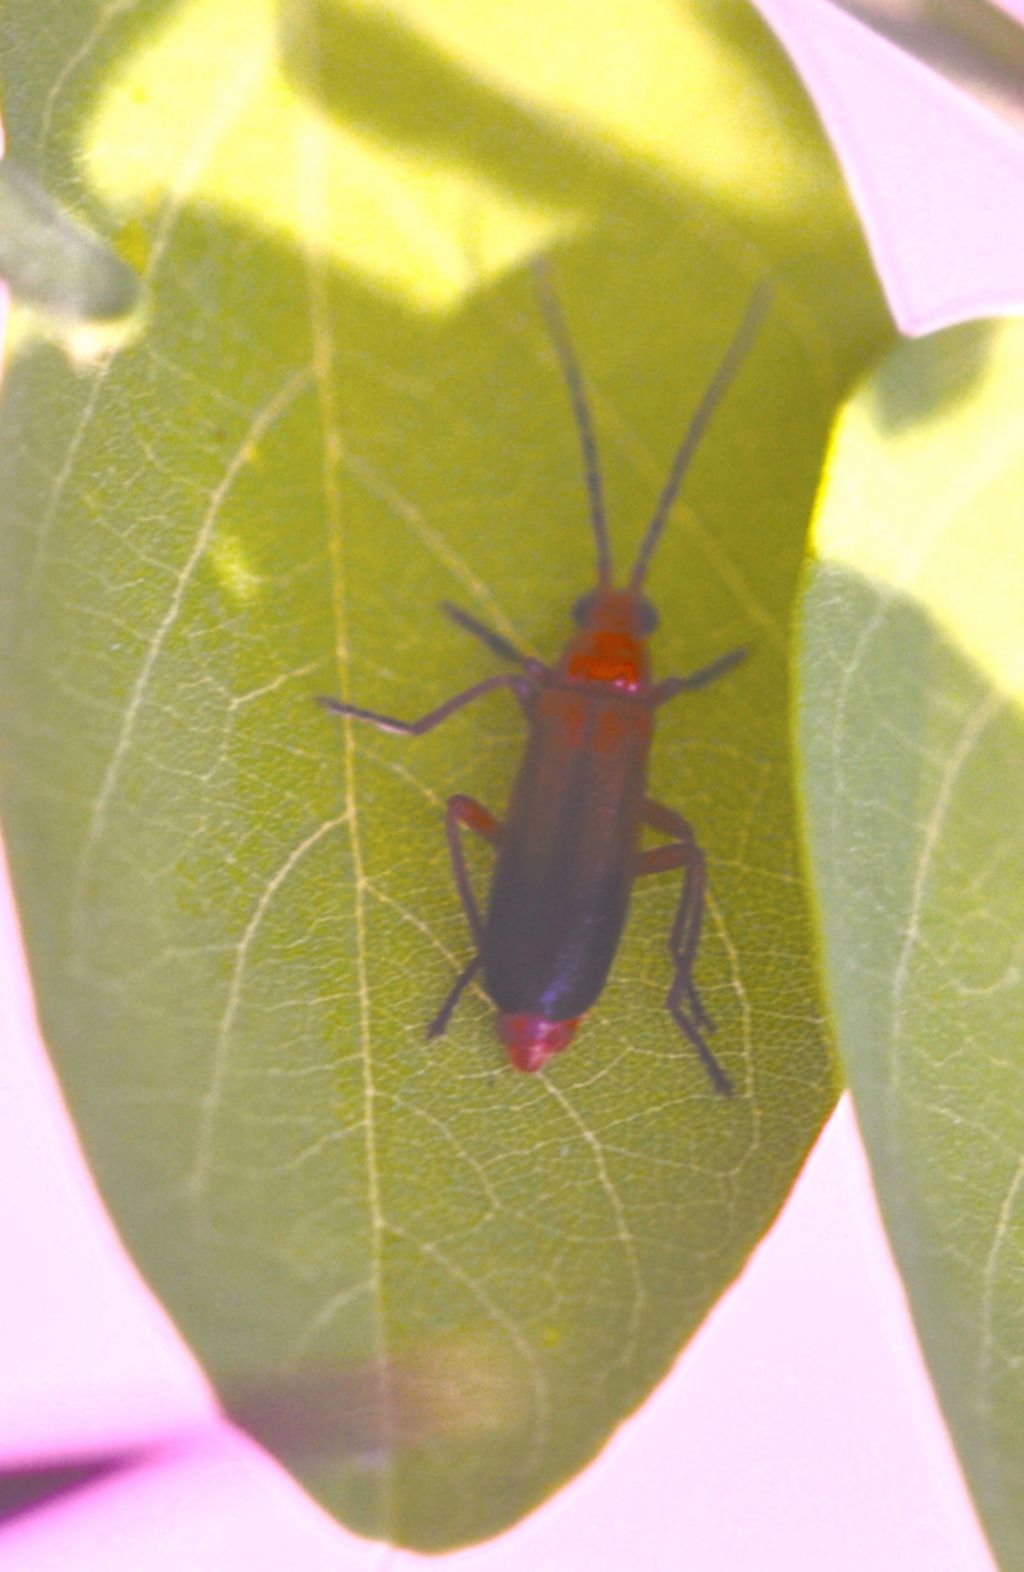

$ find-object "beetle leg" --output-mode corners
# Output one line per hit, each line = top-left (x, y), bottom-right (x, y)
(318, 671), (531, 735)
(441, 604), (548, 716)
(426, 955), (482, 1040)
(444, 794), (501, 948)
(441, 602), (541, 669)
(634, 835), (712, 1035)
(652, 646), (746, 705)
(425, 794), (503, 1040)
(636, 800), (734, 1096)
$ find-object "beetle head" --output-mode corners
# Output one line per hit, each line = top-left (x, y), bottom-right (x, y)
(571, 588), (657, 637)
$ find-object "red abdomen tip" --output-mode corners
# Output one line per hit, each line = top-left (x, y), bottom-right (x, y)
(498, 1014), (580, 1073)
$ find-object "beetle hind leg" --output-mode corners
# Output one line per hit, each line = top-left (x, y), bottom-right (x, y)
(666, 962), (734, 1099)
(426, 955), (482, 1039)
(425, 795), (502, 1041)
(636, 800), (734, 1097)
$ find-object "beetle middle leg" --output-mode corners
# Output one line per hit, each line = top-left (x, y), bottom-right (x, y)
(425, 793), (503, 1040)
(635, 799), (734, 1096)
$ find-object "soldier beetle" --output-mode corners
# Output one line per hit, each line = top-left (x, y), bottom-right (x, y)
(320, 267), (767, 1091)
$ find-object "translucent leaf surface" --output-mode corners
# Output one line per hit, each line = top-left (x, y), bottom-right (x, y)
(798, 320), (1024, 1571)
(0, 159), (139, 322)
(0, 0), (889, 1548)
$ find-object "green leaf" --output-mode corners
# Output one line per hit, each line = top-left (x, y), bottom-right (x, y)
(0, 0), (890, 1549)
(798, 319), (1024, 1571)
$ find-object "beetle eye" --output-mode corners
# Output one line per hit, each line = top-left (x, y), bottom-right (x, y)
(572, 591), (597, 627)
(635, 598), (658, 635)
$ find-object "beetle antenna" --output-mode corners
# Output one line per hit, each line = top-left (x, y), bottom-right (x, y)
(532, 258), (612, 590)
(628, 280), (772, 595)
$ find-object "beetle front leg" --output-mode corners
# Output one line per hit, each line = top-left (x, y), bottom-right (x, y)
(425, 794), (503, 1040)
(441, 602), (550, 679)
(318, 671), (531, 736)
(635, 800), (734, 1096)
(652, 647), (746, 705)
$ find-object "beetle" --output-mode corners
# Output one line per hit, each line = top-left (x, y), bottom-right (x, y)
(320, 266), (767, 1091)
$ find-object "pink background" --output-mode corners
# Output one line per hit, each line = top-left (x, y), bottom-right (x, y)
(3, 2), (1024, 1564)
